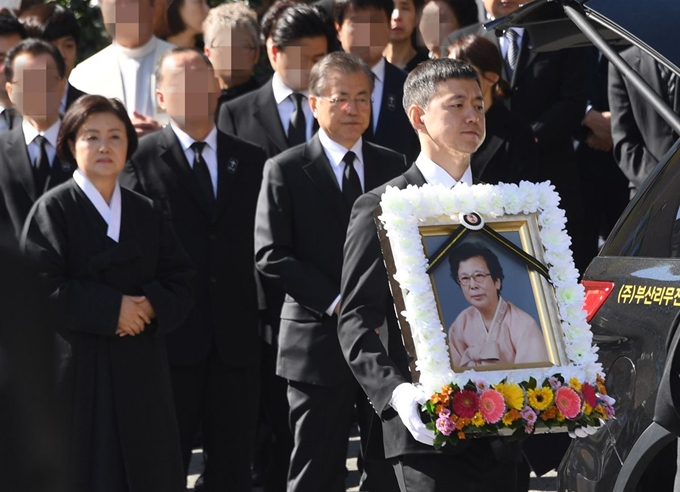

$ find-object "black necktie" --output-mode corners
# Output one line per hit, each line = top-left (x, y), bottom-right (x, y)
(33, 135), (50, 193)
(288, 93), (306, 146)
(342, 151), (362, 209)
(505, 29), (520, 82)
(190, 141), (214, 203)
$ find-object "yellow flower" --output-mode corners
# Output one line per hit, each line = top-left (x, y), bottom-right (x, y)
(495, 383), (525, 410)
(593, 405), (606, 417)
(556, 412), (565, 423)
(472, 412), (485, 427)
(583, 403), (593, 416)
(569, 378), (582, 391)
(527, 387), (554, 411)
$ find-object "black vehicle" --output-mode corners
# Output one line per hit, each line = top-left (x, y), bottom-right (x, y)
(487, 0), (680, 490)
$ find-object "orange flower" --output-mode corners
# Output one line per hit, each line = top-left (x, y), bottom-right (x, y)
(430, 392), (450, 407)
(539, 406), (558, 421)
(502, 409), (521, 426)
(596, 374), (608, 395)
(593, 405), (606, 417)
(457, 431), (466, 440)
(455, 419), (466, 431)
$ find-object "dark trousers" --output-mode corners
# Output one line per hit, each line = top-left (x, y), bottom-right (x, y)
(393, 441), (519, 492)
(286, 379), (357, 492)
(170, 344), (260, 492)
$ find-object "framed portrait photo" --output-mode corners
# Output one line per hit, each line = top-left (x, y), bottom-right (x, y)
(375, 182), (613, 442)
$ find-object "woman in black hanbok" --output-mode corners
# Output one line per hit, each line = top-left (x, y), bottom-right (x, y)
(21, 95), (195, 492)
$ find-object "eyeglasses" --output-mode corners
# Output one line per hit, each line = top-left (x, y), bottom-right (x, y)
(457, 272), (492, 286)
(317, 96), (373, 110)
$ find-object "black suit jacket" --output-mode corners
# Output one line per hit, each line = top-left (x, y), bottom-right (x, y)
(217, 79), (291, 158)
(64, 83), (87, 113)
(448, 24), (587, 221)
(609, 45), (679, 194)
(366, 60), (421, 164)
(0, 126), (73, 238)
(472, 102), (538, 184)
(255, 134), (406, 386)
(120, 124), (267, 367)
(338, 164), (521, 462)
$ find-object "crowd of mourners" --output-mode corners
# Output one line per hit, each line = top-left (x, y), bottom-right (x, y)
(0, 0), (676, 491)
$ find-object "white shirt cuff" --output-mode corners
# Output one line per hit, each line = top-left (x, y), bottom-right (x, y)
(326, 295), (341, 316)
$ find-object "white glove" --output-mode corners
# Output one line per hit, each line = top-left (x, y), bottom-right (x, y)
(568, 424), (601, 439)
(389, 383), (435, 446)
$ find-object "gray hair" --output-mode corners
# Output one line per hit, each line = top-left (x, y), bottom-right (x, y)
(403, 58), (479, 112)
(203, 2), (261, 50)
(309, 52), (374, 96)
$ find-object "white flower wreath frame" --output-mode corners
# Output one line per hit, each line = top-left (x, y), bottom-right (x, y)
(377, 181), (603, 396)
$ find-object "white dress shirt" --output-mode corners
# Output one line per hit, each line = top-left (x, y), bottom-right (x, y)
(414, 152), (473, 187)
(318, 128), (366, 315)
(171, 122), (219, 197)
(23, 118), (60, 167)
(114, 37), (158, 117)
(370, 57), (386, 133)
(271, 72), (314, 141)
(73, 168), (122, 242)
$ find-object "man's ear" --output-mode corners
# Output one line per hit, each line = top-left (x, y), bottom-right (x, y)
(408, 104), (426, 134)
(156, 89), (165, 110)
(309, 94), (318, 118)
(5, 81), (13, 104)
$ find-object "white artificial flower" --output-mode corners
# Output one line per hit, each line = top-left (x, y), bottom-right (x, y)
(497, 183), (522, 214)
(539, 208), (567, 229)
(519, 181), (540, 213)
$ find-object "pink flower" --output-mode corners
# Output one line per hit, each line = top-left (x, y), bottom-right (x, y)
(452, 390), (479, 418)
(548, 377), (562, 390)
(521, 406), (537, 424)
(479, 390), (505, 424)
(475, 380), (489, 392)
(581, 382), (597, 408)
(555, 387), (581, 419)
(524, 422), (535, 434)
(436, 416), (455, 436)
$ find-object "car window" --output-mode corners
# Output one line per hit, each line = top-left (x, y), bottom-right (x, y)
(602, 142), (680, 257)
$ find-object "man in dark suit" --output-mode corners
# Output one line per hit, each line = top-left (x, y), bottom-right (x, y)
(338, 58), (521, 492)
(218, 4), (331, 157)
(333, 0), (420, 163)
(0, 39), (72, 238)
(0, 14), (26, 133)
(445, 0), (588, 273)
(255, 52), (406, 492)
(609, 45), (679, 198)
(19, 3), (88, 114)
(120, 48), (266, 491)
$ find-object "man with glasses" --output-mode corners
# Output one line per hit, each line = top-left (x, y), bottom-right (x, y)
(255, 51), (405, 492)
(0, 39), (71, 238)
(202, 2), (262, 111)
(447, 241), (549, 368)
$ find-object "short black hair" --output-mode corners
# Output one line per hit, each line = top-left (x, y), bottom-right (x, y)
(403, 58), (479, 111)
(260, 0), (296, 43)
(154, 47), (214, 87)
(19, 3), (80, 44)
(438, 0), (478, 30)
(333, 0), (393, 25)
(270, 4), (333, 49)
(448, 241), (504, 293)
(57, 95), (138, 165)
(4, 38), (66, 84)
(0, 10), (27, 39)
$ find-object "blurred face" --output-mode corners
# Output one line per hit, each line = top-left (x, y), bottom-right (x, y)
(101, 0), (155, 48)
(483, 0), (521, 19)
(6, 52), (65, 122)
(157, 51), (220, 126)
(337, 6), (390, 67)
(0, 34), (23, 100)
(271, 36), (327, 91)
(413, 77), (485, 154)
(309, 69), (372, 148)
(390, 0), (418, 43)
(51, 36), (77, 79)
(179, 0), (210, 35)
(457, 256), (501, 313)
(204, 26), (259, 85)
(68, 112), (128, 181)
(419, 0), (458, 56)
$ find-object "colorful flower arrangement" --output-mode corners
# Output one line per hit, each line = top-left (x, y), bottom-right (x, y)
(425, 374), (615, 447)
(377, 181), (616, 439)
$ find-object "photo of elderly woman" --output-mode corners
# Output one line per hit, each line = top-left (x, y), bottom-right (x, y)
(446, 241), (550, 368)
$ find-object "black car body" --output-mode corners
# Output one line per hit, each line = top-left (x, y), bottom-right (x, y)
(487, 0), (680, 490)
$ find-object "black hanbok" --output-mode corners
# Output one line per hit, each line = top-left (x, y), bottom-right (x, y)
(21, 179), (195, 492)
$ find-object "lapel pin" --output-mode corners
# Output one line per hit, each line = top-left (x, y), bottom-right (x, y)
(387, 94), (396, 111)
(227, 158), (239, 174)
